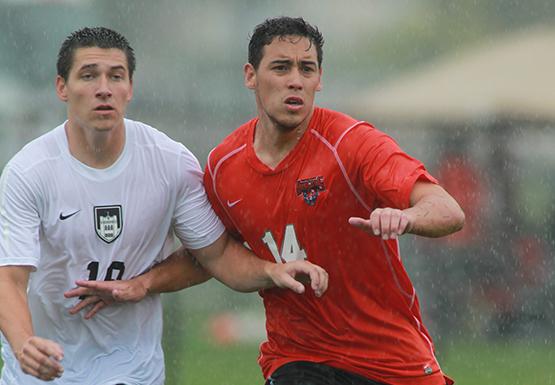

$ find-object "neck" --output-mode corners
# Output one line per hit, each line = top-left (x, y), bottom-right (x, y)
(65, 121), (125, 169)
(253, 114), (310, 170)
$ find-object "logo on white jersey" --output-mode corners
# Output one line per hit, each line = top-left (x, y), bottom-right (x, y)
(94, 205), (123, 243)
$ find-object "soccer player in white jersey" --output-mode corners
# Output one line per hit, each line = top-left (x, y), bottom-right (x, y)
(0, 27), (328, 385)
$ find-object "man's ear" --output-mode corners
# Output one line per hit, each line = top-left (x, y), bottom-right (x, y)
(244, 63), (256, 90)
(127, 78), (134, 102)
(316, 68), (323, 91)
(55, 75), (68, 102)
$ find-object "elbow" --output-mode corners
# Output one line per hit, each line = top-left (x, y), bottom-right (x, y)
(451, 207), (466, 233)
(433, 206), (465, 238)
(457, 212), (466, 232)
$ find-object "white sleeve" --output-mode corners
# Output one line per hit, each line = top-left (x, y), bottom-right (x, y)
(0, 163), (41, 267)
(173, 148), (225, 249)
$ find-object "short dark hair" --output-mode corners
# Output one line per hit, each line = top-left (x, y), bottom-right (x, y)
(248, 17), (324, 70)
(57, 27), (136, 81)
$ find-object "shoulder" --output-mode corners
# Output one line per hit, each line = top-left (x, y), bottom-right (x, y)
(124, 119), (204, 186)
(6, 124), (64, 176)
(0, 125), (64, 203)
(127, 119), (182, 151)
(309, 107), (378, 147)
(126, 119), (198, 161)
(206, 119), (253, 171)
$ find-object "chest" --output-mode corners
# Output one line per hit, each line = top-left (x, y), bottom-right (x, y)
(38, 166), (174, 249)
(216, 148), (366, 263)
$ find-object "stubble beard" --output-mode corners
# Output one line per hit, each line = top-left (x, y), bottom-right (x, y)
(268, 111), (309, 134)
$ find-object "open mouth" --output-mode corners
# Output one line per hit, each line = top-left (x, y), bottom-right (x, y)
(285, 96), (304, 106)
(94, 105), (114, 112)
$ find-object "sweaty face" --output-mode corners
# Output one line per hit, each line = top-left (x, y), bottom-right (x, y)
(56, 47), (133, 134)
(245, 35), (322, 132)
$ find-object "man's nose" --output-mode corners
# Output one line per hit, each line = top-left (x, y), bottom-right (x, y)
(95, 75), (112, 98)
(287, 69), (303, 90)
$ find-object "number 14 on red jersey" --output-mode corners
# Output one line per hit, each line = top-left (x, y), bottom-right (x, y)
(261, 224), (307, 263)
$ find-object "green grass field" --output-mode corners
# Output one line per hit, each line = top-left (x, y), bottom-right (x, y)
(2, 312), (553, 384)
(1, 334), (554, 384)
(164, 314), (555, 385)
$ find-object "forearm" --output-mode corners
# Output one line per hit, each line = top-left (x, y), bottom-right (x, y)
(0, 268), (34, 356)
(0, 267), (63, 380)
(212, 240), (274, 292)
(404, 189), (465, 238)
(192, 233), (274, 292)
(137, 247), (212, 295)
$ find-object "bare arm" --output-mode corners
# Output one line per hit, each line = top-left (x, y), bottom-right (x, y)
(349, 180), (465, 239)
(404, 181), (465, 237)
(64, 247), (211, 319)
(0, 266), (64, 381)
(189, 231), (328, 296)
(66, 232), (328, 319)
(133, 246), (212, 292)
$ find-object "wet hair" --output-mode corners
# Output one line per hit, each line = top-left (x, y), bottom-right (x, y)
(57, 27), (135, 81)
(248, 16), (324, 70)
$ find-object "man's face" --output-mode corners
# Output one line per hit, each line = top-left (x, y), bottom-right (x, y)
(244, 35), (322, 132)
(56, 46), (133, 134)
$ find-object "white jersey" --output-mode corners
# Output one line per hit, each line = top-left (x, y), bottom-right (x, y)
(0, 119), (225, 385)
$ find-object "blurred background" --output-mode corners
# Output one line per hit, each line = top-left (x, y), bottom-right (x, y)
(1, 0), (554, 384)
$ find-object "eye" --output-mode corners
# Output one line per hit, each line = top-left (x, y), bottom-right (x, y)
(272, 65), (288, 72)
(111, 74), (124, 81)
(81, 73), (94, 80)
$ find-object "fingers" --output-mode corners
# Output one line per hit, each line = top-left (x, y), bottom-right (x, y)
(281, 261), (328, 297)
(71, 279), (145, 302)
(84, 301), (107, 320)
(73, 279), (114, 292)
(68, 295), (103, 315)
(18, 337), (64, 381)
(63, 286), (90, 299)
(278, 272), (306, 294)
(63, 281), (114, 300)
(65, 279), (145, 318)
(305, 264), (328, 297)
(65, 280), (123, 302)
(349, 208), (410, 240)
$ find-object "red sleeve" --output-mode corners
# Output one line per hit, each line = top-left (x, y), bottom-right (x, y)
(342, 125), (437, 209)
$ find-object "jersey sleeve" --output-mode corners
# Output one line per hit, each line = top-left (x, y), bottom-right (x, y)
(172, 148), (225, 249)
(0, 163), (41, 268)
(344, 125), (438, 209)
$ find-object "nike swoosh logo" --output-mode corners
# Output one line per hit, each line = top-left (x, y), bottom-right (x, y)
(59, 210), (81, 220)
(226, 199), (242, 208)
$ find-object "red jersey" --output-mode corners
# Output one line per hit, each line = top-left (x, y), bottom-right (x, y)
(204, 107), (453, 385)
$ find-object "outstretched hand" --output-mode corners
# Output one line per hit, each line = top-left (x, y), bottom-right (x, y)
(349, 207), (411, 240)
(64, 279), (148, 319)
(16, 336), (64, 381)
(266, 260), (328, 297)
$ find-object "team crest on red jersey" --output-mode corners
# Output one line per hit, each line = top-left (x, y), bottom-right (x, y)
(296, 176), (326, 206)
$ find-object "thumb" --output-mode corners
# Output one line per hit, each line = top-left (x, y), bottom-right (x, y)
(348, 217), (367, 228)
(280, 274), (306, 294)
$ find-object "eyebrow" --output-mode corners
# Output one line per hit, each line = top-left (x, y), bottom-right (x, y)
(77, 64), (127, 72)
(269, 59), (318, 66)
(270, 59), (292, 65)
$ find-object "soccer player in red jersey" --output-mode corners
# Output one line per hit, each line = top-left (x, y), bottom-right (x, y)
(203, 17), (465, 385)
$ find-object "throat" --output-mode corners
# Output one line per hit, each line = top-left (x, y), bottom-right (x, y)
(253, 122), (305, 169)
(66, 123), (125, 169)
